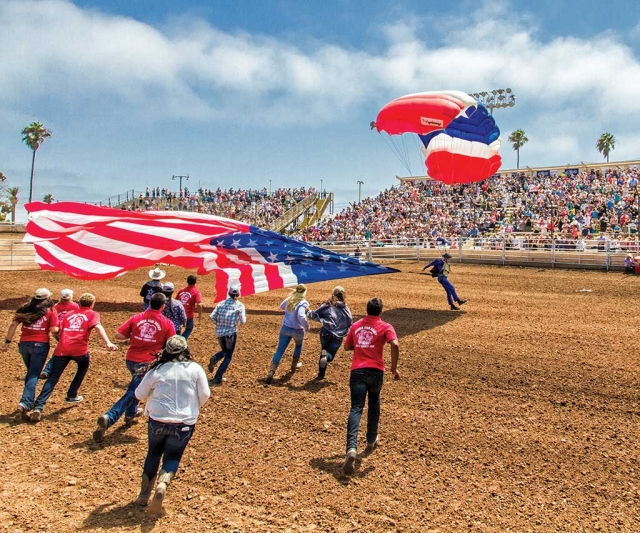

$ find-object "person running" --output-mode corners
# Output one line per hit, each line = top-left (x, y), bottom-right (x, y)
(422, 252), (468, 310)
(40, 288), (79, 379)
(342, 297), (400, 476)
(306, 286), (353, 380)
(208, 286), (246, 385)
(140, 268), (166, 309)
(92, 292), (175, 442)
(30, 293), (118, 421)
(265, 284), (310, 384)
(161, 282), (187, 336)
(176, 275), (203, 339)
(1, 288), (59, 420)
(134, 335), (210, 512)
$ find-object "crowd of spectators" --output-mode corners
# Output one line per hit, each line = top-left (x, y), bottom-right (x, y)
(123, 186), (316, 227)
(297, 166), (640, 247)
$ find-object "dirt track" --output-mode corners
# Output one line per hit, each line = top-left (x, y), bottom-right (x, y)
(0, 263), (639, 532)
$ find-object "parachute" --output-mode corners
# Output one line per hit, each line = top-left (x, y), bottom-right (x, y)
(372, 92), (502, 184)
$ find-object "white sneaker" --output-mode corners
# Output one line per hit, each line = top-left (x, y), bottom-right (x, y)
(319, 350), (328, 369)
(296, 361), (303, 369)
(343, 448), (357, 475)
(65, 395), (84, 404)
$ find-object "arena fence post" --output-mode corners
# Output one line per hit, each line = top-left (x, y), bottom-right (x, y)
(10, 241), (14, 266)
(605, 241), (610, 271)
(551, 238), (556, 268)
(367, 237), (372, 262)
(458, 237), (463, 262)
(502, 236), (506, 265)
(416, 240), (420, 261)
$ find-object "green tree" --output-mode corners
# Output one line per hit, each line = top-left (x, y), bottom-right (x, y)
(596, 132), (616, 163)
(508, 129), (529, 169)
(22, 121), (52, 203)
(43, 193), (54, 204)
(8, 186), (20, 224)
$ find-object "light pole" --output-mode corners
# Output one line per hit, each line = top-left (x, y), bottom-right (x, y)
(172, 174), (189, 195)
(469, 88), (516, 115)
(357, 180), (364, 203)
(320, 179), (323, 198)
(269, 179), (272, 196)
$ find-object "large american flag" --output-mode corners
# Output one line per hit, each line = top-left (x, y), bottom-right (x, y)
(24, 202), (398, 301)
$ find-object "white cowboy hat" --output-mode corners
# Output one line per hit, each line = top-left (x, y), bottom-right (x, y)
(149, 268), (166, 280)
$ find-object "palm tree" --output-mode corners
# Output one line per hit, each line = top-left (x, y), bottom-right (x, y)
(508, 129), (529, 169)
(43, 193), (54, 204)
(8, 186), (20, 224)
(596, 133), (616, 163)
(0, 171), (6, 183)
(21, 122), (52, 203)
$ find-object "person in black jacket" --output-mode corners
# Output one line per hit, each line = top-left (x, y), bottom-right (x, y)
(140, 268), (165, 309)
(306, 286), (353, 380)
(422, 253), (467, 310)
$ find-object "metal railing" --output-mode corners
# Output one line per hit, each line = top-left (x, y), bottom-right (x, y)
(0, 233), (633, 272)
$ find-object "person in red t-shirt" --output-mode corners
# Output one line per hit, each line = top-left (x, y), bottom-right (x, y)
(341, 297), (400, 475)
(93, 292), (175, 442)
(2, 288), (59, 420)
(176, 275), (203, 340)
(40, 288), (81, 379)
(30, 293), (118, 421)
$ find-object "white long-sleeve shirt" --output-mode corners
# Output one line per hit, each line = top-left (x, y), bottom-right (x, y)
(135, 360), (210, 425)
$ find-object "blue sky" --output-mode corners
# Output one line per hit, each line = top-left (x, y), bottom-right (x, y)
(2, 0), (640, 221)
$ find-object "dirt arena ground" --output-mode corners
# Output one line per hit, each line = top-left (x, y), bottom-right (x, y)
(0, 263), (639, 532)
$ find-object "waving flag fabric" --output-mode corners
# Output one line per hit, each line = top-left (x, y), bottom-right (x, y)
(24, 202), (398, 301)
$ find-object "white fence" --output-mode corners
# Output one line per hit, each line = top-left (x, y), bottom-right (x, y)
(0, 234), (632, 271)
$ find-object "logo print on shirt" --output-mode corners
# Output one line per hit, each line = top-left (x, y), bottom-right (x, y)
(67, 314), (86, 331)
(356, 328), (374, 346)
(139, 322), (159, 341)
(178, 293), (190, 304)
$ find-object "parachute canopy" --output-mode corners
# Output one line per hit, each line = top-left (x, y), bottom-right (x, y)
(372, 92), (502, 184)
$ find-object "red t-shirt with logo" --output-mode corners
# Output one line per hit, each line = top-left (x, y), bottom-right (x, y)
(54, 300), (80, 322)
(117, 309), (176, 363)
(176, 286), (203, 319)
(18, 309), (59, 343)
(53, 308), (100, 357)
(344, 315), (397, 372)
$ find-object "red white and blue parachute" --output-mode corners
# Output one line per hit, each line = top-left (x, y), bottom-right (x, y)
(372, 91), (502, 184)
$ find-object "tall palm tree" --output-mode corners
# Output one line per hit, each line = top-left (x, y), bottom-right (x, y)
(43, 193), (54, 204)
(0, 171), (6, 183)
(8, 186), (20, 224)
(508, 129), (529, 169)
(596, 132), (616, 163)
(21, 122), (52, 203)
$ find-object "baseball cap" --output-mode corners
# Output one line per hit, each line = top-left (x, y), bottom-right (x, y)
(165, 335), (188, 355)
(228, 285), (241, 297)
(34, 288), (52, 300)
(60, 289), (74, 300)
(162, 282), (175, 293)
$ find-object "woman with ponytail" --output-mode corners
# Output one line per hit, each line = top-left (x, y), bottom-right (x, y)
(265, 284), (310, 384)
(134, 335), (210, 513)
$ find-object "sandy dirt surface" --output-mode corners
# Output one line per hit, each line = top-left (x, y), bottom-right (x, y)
(0, 263), (639, 532)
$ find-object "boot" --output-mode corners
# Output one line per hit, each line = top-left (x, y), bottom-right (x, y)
(148, 469), (174, 514)
(290, 356), (300, 373)
(135, 474), (155, 507)
(265, 363), (278, 384)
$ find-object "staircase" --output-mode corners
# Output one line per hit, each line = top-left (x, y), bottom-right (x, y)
(269, 194), (318, 234)
(299, 193), (333, 230)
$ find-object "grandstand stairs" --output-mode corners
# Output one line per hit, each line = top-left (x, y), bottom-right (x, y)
(298, 193), (333, 231)
(269, 193), (329, 234)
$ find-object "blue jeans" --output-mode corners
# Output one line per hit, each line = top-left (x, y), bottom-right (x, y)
(438, 275), (460, 306)
(182, 318), (195, 340)
(33, 354), (90, 411)
(210, 333), (237, 383)
(271, 326), (305, 365)
(143, 419), (195, 478)
(346, 368), (384, 452)
(103, 360), (147, 427)
(18, 342), (50, 409)
(317, 330), (343, 378)
(42, 356), (54, 377)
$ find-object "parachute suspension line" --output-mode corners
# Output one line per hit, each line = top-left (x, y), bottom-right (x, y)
(379, 132), (412, 176)
(413, 135), (425, 175)
(400, 135), (413, 176)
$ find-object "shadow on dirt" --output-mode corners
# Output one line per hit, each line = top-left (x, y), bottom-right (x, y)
(247, 309), (286, 317)
(70, 425), (141, 452)
(284, 377), (333, 393)
(0, 296), (33, 310)
(310, 454), (375, 485)
(42, 405), (76, 422)
(381, 307), (461, 338)
(0, 411), (28, 427)
(93, 302), (145, 314)
(81, 501), (160, 532)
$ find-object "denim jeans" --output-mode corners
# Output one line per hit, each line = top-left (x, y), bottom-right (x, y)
(42, 356), (55, 377)
(271, 326), (305, 365)
(346, 368), (384, 452)
(18, 341), (50, 409)
(33, 354), (90, 412)
(143, 418), (195, 478)
(211, 333), (237, 383)
(317, 330), (343, 378)
(182, 318), (195, 340)
(104, 360), (147, 427)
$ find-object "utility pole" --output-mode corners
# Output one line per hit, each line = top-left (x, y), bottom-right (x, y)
(172, 174), (189, 195)
(357, 180), (364, 203)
